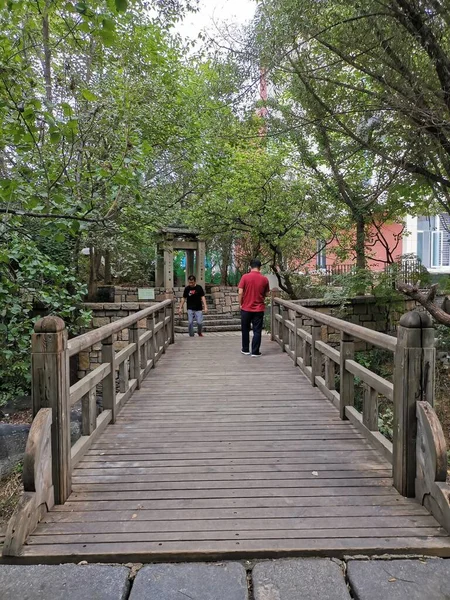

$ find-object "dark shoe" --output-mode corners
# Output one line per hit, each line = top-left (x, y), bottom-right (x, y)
(198, 333), (204, 337)
(241, 350), (250, 355)
(251, 352), (262, 357)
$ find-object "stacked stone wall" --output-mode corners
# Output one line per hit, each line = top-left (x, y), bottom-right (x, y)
(209, 286), (240, 314)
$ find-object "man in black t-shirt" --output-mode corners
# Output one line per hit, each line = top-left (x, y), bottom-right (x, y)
(178, 275), (208, 336)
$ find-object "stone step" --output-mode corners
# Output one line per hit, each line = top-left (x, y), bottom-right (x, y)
(177, 313), (239, 321)
(177, 318), (241, 327)
(174, 324), (242, 333)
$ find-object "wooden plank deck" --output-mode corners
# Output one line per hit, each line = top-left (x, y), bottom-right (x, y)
(19, 333), (450, 562)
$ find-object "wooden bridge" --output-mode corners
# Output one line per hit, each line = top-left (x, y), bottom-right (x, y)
(2, 297), (450, 562)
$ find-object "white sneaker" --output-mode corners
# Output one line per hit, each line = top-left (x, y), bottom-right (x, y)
(241, 350), (250, 355)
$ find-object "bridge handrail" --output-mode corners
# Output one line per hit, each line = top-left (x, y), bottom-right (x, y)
(275, 297), (397, 352)
(30, 297), (176, 505)
(68, 299), (173, 357)
(272, 294), (436, 499)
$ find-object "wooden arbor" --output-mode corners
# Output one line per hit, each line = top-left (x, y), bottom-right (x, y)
(155, 228), (206, 291)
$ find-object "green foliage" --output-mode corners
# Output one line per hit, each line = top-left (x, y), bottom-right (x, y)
(353, 349), (394, 441)
(435, 324), (450, 354)
(378, 406), (394, 442)
(0, 232), (90, 406)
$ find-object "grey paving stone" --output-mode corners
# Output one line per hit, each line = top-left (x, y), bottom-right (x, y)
(0, 564), (130, 600)
(252, 558), (351, 600)
(347, 559), (450, 600)
(129, 562), (248, 600)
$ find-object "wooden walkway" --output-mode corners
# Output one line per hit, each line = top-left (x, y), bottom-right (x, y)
(20, 334), (450, 562)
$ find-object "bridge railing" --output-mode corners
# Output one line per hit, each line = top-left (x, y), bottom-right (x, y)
(271, 295), (435, 495)
(272, 294), (450, 534)
(32, 298), (175, 504)
(3, 298), (176, 556)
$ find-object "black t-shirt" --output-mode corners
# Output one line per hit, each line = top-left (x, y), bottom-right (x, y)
(183, 284), (205, 311)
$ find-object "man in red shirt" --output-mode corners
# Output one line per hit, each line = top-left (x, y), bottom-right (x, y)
(238, 259), (270, 357)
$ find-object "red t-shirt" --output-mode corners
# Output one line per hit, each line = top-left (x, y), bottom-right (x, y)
(238, 271), (270, 312)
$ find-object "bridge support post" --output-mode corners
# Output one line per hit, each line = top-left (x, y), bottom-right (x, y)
(32, 316), (71, 504)
(339, 331), (355, 420)
(293, 314), (303, 366)
(393, 311), (435, 497)
(170, 298), (176, 344)
(310, 320), (321, 386)
(281, 306), (289, 351)
(270, 289), (280, 342)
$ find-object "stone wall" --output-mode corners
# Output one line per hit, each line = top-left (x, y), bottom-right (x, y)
(109, 285), (241, 314)
(209, 286), (240, 314)
(113, 287), (140, 303)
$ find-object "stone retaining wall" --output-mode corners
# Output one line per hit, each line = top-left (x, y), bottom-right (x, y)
(111, 286), (240, 314)
(209, 286), (240, 314)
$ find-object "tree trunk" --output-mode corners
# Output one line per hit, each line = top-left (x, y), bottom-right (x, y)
(88, 247), (98, 301)
(42, 6), (52, 103)
(355, 213), (366, 270)
(220, 239), (232, 285)
(104, 249), (112, 285)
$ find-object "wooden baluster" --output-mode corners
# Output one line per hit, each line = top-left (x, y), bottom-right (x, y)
(310, 320), (322, 386)
(163, 304), (168, 352)
(101, 334), (116, 422)
(362, 384), (378, 431)
(140, 318), (147, 370)
(119, 359), (129, 394)
(170, 298), (176, 344)
(270, 289), (280, 342)
(81, 388), (97, 436)
(293, 314), (303, 368)
(129, 322), (140, 388)
(324, 357), (335, 392)
(150, 312), (157, 366)
(303, 317), (311, 371)
(281, 306), (289, 352)
(32, 316), (71, 504)
(339, 331), (355, 420)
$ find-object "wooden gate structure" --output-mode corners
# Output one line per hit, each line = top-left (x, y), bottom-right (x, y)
(1, 295), (450, 562)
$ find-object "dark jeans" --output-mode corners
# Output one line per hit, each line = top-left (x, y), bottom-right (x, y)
(241, 310), (264, 354)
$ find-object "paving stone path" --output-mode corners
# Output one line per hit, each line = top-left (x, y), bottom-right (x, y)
(1, 558), (450, 599)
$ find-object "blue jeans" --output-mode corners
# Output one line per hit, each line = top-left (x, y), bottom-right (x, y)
(187, 309), (203, 336)
(241, 310), (264, 354)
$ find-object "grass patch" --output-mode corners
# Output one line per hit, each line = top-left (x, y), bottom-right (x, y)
(0, 464), (23, 532)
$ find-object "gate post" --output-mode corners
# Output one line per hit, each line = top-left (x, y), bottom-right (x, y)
(32, 316), (71, 504)
(393, 311), (435, 497)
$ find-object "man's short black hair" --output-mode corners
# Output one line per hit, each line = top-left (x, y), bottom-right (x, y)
(188, 275), (196, 281)
(250, 259), (262, 269)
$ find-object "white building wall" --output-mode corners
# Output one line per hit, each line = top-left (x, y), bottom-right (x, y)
(403, 215), (418, 256)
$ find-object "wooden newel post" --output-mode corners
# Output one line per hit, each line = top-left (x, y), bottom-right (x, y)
(270, 288), (280, 342)
(393, 311), (435, 497)
(31, 316), (71, 504)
